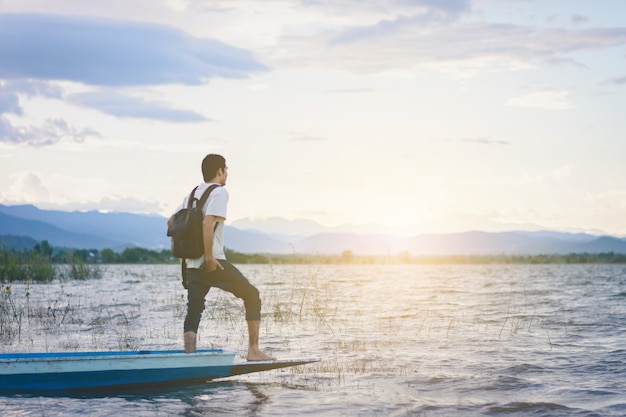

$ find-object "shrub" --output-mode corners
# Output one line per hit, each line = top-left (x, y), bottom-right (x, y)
(0, 245), (56, 282)
(62, 251), (103, 280)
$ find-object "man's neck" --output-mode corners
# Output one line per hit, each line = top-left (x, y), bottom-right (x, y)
(206, 178), (223, 186)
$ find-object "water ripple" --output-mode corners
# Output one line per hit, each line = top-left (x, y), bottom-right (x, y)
(2, 264), (626, 416)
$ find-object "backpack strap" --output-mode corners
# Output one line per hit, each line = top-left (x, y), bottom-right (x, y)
(181, 184), (221, 288)
(186, 185), (200, 209)
(196, 184), (220, 212)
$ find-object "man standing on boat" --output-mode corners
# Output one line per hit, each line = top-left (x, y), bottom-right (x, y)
(168, 154), (275, 361)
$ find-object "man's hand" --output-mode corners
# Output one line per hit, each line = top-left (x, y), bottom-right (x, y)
(204, 257), (224, 272)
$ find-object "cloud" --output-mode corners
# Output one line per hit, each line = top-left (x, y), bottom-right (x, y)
(68, 91), (210, 122)
(1, 79), (207, 124)
(550, 165), (574, 182)
(602, 76), (626, 86)
(0, 79), (63, 116)
(7, 172), (51, 202)
(2, 79), (63, 98)
(336, 21), (626, 59)
(463, 137), (510, 145)
(571, 14), (589, 25)
(0, 13), (266, 87)
(299, 0), (470, 16)
(331, 1), (471, 45)
(0, 93), (21, 115)
(0, 79), (99, 145)
(1, 172), (162, 213)
(0, 117), (99, 146)
(81, 196), (163, 214)
(505, 91), (576, 110)
(281, 130), (325, 142)
(403, 0), (470, 15)
(274, 8), (626, 75)
(41, 197), (163, 214)
(325, 88), (374, 93)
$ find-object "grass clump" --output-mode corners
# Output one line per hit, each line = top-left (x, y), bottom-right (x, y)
(59, 251), (103, 280)
(1, 244), (103, 283)
(1, 244), (56, 282)
(0, 285), (23, 342)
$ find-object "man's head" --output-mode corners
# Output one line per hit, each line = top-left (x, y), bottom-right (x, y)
(202, 154), (228, 185)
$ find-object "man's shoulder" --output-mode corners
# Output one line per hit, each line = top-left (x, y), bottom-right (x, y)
(197, 182), (227, 196)
(197, 183), (228, 205)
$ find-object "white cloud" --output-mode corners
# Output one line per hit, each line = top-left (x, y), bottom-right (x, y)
(1, 2), (625, 235)
(4, 172), (51, 202)
(0, 80), (59, 116)
(297, 0), (471, 17)
(68, 197), (163, 214)
(271, 10), (626, 75)
(602, 75), (626, 85)
(550, 165), (575, 182)
(505, 90), (576, 110)
(571, 14), (589, 25)
(0, 117), (99, 146)
(22, 197), (164, 214)
(67, 91), (210, 122)
(0, 13), (266, 86)
(462, 136), (510, 145)
(282, 130), (326, 142)
(0, 13), (261, 138)
(1, 171), (163, 213)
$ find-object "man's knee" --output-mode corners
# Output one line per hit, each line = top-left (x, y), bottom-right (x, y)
(243, 287), (262, 321)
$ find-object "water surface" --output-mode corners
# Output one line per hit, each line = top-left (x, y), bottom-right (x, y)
(1, 264), (625, 416)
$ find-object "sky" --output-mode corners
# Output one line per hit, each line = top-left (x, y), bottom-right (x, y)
(1, 0), (625, 236)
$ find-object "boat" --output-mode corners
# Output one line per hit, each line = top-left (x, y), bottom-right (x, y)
(0, 349), (319, 393)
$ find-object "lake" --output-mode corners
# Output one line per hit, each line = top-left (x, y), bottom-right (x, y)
(1, 264), (625, 416)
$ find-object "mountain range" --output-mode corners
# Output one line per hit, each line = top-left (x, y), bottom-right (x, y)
(2, 204), (626, 255)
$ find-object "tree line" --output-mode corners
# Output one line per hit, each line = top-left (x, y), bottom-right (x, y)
(4, 240), (626, 266)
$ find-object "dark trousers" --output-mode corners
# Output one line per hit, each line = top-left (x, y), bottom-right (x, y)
(183, 260), (261, 333)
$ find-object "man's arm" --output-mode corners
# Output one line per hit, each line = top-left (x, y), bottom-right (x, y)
(202, 214), (224, 271)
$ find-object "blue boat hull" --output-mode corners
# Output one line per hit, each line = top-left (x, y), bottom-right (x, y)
(0, 349), (319, 393)
(3, 364), (233, 392)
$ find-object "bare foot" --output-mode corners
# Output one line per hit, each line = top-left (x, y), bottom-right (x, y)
(247, 347), (276, 362)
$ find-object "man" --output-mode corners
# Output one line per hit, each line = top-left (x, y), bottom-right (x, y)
(168, 154), (275, 361)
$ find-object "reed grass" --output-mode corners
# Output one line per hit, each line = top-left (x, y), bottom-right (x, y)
(59, 253), (103, 280)
(1, 263), (556, 387)
(0, 285), (23, 343)
(1, 245), (103, 283)
(1, 263), (378, 382)
(0, 246), (56, 282)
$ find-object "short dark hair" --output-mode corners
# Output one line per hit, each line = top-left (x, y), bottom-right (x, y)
(202, 154), (226, 182)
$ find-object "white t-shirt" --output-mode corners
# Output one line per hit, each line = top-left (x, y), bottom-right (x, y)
(175, 182), (228, 267)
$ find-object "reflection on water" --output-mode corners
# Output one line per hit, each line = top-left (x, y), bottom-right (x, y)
(2, 264), (626, 416)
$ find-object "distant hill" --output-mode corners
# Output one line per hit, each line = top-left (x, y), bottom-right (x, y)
(2, 204), (626, 255)
(0, 211), (120, 249)
(0, 204), (168, 250)
(293, 231), (626, 255)
(0, 204), (290, 253)
(0, 234), (39, 251)
(230, 217), (328, 237)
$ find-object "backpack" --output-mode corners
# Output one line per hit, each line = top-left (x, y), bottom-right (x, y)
(167, 184), (220, 288)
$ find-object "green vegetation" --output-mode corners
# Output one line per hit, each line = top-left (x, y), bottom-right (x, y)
(1, 242), (102, 282)
(233, 250), (626, 265)
(2, 238), (626, 283)
(1, 244), (56, 282)
(383, 252), (626, 265)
